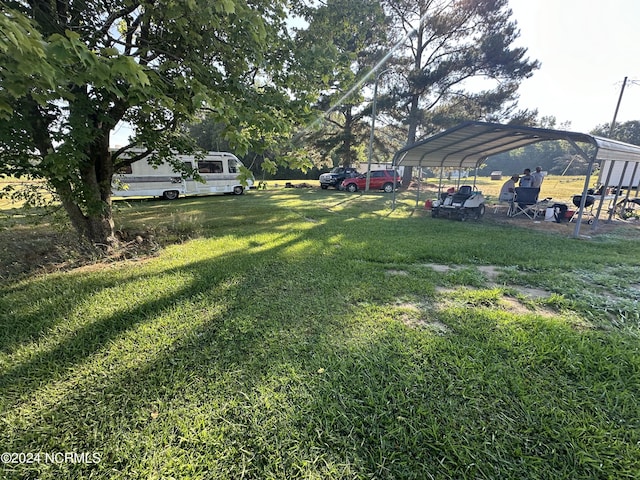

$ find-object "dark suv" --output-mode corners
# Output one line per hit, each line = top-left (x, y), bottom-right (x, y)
(339, 170), (401, 193)
(319, 166), (359, 189)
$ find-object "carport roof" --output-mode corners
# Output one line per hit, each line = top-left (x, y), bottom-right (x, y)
(393, 121), (640, 169)
(391, 121), (640, 238)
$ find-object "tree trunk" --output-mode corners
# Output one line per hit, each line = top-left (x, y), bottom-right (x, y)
(63, 200), (115, 247)
(52, 177), (117, 249)
(25, 97), (118, 249)
(402, 95), (421, 186)
(402, 18), (426, 187)
(85, 209), (116, 248)
(80, 129), (117, 248)
(341, 110), (354, 167)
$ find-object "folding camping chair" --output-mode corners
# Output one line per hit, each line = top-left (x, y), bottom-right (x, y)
(509, 187), (542, 219)
(494, 191), (515, 214)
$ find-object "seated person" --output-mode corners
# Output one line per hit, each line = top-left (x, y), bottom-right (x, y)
(499, 174), (519, 201)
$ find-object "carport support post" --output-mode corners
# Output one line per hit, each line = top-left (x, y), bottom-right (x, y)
(366, 68), (391, 192)
(414, 162), (423, 208)
(567, 138), (597, 238)
(391, 152), (404, 210)
(629, 162), (640, 199)
(593, 159), (616, 226)
(392, 173), (396, 209)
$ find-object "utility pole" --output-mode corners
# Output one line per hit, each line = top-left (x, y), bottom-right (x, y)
(609, 76), (628, 137)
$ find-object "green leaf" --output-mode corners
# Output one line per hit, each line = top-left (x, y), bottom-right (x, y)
(100, 47), (120, 57)
(216, 0), (236, 14)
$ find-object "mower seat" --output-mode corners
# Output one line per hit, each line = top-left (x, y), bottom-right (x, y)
(450, 185), (473, 205)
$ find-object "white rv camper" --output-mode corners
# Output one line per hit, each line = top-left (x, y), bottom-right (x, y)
(112, 152), (253, 200)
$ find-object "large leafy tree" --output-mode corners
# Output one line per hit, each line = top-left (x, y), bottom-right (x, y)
(382, 0), (539, 183)
(0, 0), (303, 247)
(295, 0), (389, 168)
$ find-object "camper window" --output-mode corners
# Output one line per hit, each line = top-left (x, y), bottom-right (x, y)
(198, 161), (223, 174)
(228, 159), (238, 173)
(116, 164), (133, 174)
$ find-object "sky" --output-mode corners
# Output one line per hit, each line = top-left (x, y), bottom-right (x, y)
(111, 0), (640, 146)
(507, 0), (640, 133)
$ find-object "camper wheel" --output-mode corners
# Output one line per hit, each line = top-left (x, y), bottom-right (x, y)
(163, 190), (179, 200)
(233, 186), (244, 195)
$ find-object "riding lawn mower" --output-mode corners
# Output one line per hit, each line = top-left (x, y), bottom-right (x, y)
(431, 185), (486, 221)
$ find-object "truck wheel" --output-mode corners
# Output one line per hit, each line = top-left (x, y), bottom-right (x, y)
(233, 186), (244, 195)
(383, 182), (394, 193)
(321, 185), (328, 189)
(346, 183), (358, 192)
(163, 190), (179, 200)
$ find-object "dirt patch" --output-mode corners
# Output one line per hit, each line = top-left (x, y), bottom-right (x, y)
(422, 263), (452, 273)
(515, 286), (552, 299)
(500, 296), (533, 315)
(485, 208), (640, 237)
(500, 296), (557, 317)
(426, 263), (503, 282)
(0, 224), (159, 284)
(392, 302), (451, 333)
(435, 286), (456, 294)
(386, 269), (409, 276)
(426, 263), (553, 299)
(424, 264), (559, 320)
(406, 318), (451, 334)
(431, 287), (559, 320)
(425, 263), (500, 282)
(477, 265), (501, 283)
(0, 225), (87, 282)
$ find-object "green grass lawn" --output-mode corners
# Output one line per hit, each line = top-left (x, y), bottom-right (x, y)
(1, 187), (639, 479)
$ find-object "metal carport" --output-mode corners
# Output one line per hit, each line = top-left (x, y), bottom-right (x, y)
(391, 121), (640, 238)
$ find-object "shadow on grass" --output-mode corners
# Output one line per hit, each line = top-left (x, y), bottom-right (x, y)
(3, 267), (639, 479)
(1, 195), (638, 376)
(2, 190), (640, 479)
(0, 227), (317, 393)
